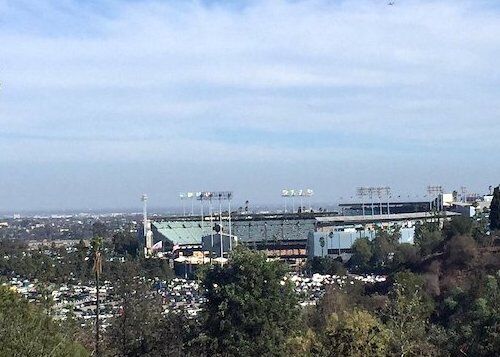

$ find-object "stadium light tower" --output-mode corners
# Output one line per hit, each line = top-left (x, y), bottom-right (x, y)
(368, 187), (376, 215)
(196, 191), (233, 261)
(427, 185), (443, 212)
(376, 187), (383, 214)
(141, 194), (148, 238)
(305, 189), (314, 211)
(383, 186), (391, 214)
(180, 192), (196, 216)
(460, 186), (467, 203)
(179, 192), (186, 216)
(281, 188), (314, 214)
(281, 189), (290, 213)
(141, 194), (153, 257)
(356, 187), (367, 216)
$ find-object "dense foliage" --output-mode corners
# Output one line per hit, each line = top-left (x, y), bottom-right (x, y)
(0, 286), (88, 356)
(0, 232), (172, 284)
(201, 248), (299, 356)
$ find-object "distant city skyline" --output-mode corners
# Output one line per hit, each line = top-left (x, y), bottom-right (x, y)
(1, 0), (499, 211)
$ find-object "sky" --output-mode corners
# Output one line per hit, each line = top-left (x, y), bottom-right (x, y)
(1, 0), (499, 212)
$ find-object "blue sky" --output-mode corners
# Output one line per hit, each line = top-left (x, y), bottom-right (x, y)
(1, 0), (499, 212)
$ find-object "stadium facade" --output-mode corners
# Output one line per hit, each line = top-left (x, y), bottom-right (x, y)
(148, 210), (460, 268)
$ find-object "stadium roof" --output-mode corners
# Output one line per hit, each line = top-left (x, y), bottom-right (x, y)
(316, 211), (460, 226)
(152, 221), (211, 245)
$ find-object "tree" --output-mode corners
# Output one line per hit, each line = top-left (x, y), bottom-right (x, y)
(348, 237), (372, 272)
(104, 276), (194, 357)
(307, 283), (366, 333)
(321, 309), (389, 357)
(443, 216), (473, 241)
(384, 272), (439, 356)
(112, 231), (139, 258)
(307, 256), (346, 275)
(371, 228), (399, 269)
(490, 186), (500, 231)
(92, 221), (108, 239)
(139, 257), (174, 280)
(444, 234), (478, 268)
(415, 221), (443, 256)
(392, 243), (420, 270)
(456, 274), (500, 356)
(201, 247), (299, 356)
(0, 286), (88, 356)
(285, 329), (320, 357)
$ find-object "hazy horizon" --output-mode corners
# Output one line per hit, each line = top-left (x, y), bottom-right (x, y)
(1, 0), (499, 212)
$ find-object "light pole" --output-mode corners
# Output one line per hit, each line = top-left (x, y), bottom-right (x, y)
(179, 192), (186, 216)
(196, 191), (233, 262)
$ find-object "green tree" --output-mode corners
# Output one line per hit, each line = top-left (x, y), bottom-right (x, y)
(104, 276), (194, 357)
(0, 286), (88, 356)
(415, 221), (443, 256)
(321, 309), (389, 357)
(92, 221), (108, 239)
(443, 216), (473, 240)
(307, 256), (346, 275)
(201, 247), (299, 356)
(392, 243), (420, 270)
(348, 237), (372, 272)
(371, 228), (399, 269)
(384, 272), (439, 356)
(490, 186), (500, 231)
(285, 329), (321, 357)
(444, 274), (500, 356)
(112, 231), (139, 258)
(444, 234), (478, 268)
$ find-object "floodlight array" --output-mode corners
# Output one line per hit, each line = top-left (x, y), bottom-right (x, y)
(426, 185), (443, 197)
(427, 185), (444, 212)
(179, 192), (196, 199)
(357, 186), (391, 199)
(196, 191), (233, 201)
(281, 189), (314, 197)
(356, 186), (392, 216)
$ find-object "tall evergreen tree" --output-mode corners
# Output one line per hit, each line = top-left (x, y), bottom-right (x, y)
(490, 186), (500, 231)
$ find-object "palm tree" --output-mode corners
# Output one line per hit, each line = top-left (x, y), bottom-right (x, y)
(92, 236), (103, 357)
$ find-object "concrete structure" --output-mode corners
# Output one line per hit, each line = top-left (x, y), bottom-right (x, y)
(152, 214), (316, 264)
(451, 203), (476, 217)
(315, 211), (459, 231)
(339, 201), (431, 215)
(201, 233), (238, 258)
(308, 227), (416, 260)
(441, 193), (454, 207)
(149, 210), (461, 271)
